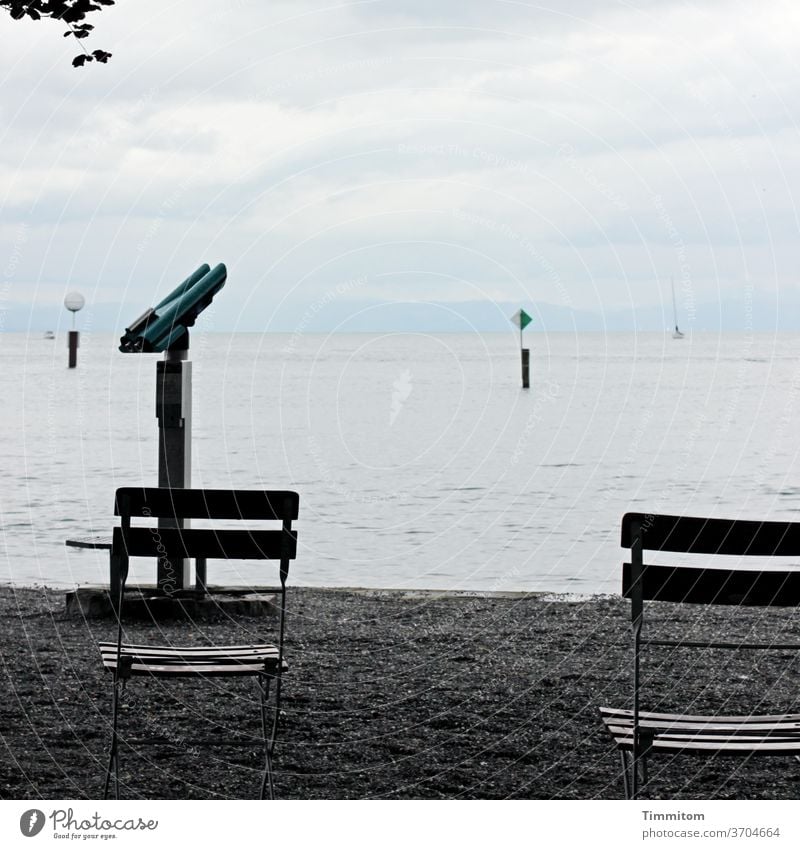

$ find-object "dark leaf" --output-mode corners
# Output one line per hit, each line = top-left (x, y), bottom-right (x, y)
(61, 8), (86, 23)
(2, 0), (117, 66)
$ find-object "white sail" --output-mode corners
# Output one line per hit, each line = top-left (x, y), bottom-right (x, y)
(671, 276), (684, 339)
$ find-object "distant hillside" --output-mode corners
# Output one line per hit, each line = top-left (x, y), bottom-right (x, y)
(2, 293), (797, 333)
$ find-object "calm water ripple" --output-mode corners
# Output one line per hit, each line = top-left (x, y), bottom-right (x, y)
(1, 331), (799, 592)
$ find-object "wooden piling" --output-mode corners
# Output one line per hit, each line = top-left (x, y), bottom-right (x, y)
(68, 331), (79, 368)
(521, 347), (530, 389)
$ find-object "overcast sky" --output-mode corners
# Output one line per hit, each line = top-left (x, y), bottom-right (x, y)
(1, 0), (798, 331)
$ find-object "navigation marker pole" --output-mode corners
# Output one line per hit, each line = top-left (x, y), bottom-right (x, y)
(509, 308), (532, 388)
(64, 292), (85, 368)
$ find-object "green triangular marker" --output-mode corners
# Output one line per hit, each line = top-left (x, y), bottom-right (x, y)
(510, 309), (532, 331)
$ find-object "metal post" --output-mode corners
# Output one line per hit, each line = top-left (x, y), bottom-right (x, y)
(68, 331), (79, 369)
(521, 348), (530, 389)
(155, 334), (191, 593)
(64, 293), (84, 367)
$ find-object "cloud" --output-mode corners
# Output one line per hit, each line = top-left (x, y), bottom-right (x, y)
(2, 0), (799, 329)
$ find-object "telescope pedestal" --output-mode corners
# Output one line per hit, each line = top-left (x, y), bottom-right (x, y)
(155, 346), (192, 593)
(118, 263), (227, 595)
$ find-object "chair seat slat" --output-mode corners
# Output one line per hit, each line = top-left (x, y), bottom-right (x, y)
(99, 642), (285, 674)
(102, 660), (284, 677)
(602, 719), (800, 734)
(607, 737), (800, 754)
(99, 641), (279, 658)
(641, 638), (800, 650)
(616, 727), (800, 738)
(601, 708), (800, 757)
(602, 719), (800, 736)
(600, 707), (800, 724)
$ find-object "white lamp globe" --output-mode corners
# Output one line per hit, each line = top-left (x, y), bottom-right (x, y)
(64, 292), (85, 312)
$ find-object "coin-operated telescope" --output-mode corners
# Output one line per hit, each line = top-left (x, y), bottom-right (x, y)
(119, 263), (227, 594)
(119, 263), (226, 353)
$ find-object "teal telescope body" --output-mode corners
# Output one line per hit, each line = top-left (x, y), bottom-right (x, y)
(119, 263), (227, 353)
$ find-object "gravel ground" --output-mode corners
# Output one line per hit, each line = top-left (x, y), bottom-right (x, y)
(1, 584), (799, 800)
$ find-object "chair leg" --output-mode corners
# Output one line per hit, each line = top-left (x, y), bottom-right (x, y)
(626, 752), (648, 801)
(269, 676), (283, 754)
(632, 729), (653, 799)
(104, 678), (122, 799)
(110, 554), (123, 615)
(262, 749), (275, 801)
(620, 751), (632, 799)
(619, 750), (648, 800)
(258, 676), (274, 800)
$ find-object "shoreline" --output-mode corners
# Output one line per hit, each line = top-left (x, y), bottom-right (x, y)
(0, 581), (616, 602)
(1, 584), (797, 800)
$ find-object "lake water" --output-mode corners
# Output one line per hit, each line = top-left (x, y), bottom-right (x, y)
(2, 330), (799, 593)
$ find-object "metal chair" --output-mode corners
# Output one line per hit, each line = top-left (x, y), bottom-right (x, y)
(600, 512), (800, 799)
(99, 487), (299, 799)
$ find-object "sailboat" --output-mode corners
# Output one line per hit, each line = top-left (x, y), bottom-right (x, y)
(671, 276), (684, 339)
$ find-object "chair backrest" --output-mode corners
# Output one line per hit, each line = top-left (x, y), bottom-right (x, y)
(113, 488), (298, 572)
(621, 513), (800, 610)
(115, 488), (299, 522)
